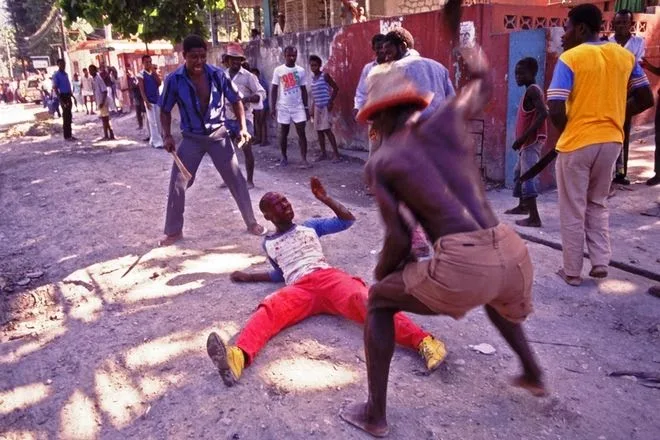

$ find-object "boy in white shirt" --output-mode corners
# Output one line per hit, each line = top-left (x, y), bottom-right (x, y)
(271, 46), (311, 168)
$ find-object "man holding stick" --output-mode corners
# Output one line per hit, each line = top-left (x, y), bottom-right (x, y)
(158, 35), (266, 246)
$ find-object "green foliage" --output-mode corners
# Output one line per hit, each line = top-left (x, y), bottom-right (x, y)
(6, 0), (56, 36)
(60, 0), (210, 43)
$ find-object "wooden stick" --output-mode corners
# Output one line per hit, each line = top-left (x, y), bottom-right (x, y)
(170, 151), (192, 181)
(529, 339), (588, 349)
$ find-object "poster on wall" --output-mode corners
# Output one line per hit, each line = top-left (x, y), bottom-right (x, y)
(380, 17), (403, 35)
(459, 21), (476, 48)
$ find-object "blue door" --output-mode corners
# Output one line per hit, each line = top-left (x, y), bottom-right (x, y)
(505, 30), (547, 188)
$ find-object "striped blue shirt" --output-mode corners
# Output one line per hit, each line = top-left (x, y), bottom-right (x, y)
(311, 73), (331, 109)
(159, 64), (241, 135)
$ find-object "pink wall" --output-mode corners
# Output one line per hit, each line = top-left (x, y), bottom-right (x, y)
(234, 3), (660, 183)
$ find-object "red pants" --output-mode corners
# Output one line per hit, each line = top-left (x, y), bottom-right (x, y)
(236, 268), (430, 364)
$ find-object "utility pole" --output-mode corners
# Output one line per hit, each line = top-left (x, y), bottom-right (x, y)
(3, 30), (11, 78)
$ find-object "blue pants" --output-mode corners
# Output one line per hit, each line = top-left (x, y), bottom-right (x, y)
(513, 141), (543, 199)
(164, 130), (257, 235)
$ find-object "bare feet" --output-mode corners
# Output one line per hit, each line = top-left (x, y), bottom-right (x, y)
(588, 265), (608, 278)
(331, 155), (343, 163)
(515, 217), (542, 228)
(278, 158), (288, 167)
(247, 181), (255, 189)
(339, 402), (389, 438)
(314, 153), (328, 162)
(556, 268), (582, 286)
(159, 232), (183, 246)
(298, 161), (313, 169)
(247, 223), (267, 236)
(512, 375), (548, 397)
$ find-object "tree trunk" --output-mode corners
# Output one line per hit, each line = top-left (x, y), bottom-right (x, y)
(228, 0), (244, 41)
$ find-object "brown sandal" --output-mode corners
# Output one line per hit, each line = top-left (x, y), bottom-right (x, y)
(589, 265), (608, 278)
(557, 268), (582, 286)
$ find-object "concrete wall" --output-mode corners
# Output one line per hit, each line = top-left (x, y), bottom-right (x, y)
(241, 6), (512, 180)
(213, 3), (659, 184)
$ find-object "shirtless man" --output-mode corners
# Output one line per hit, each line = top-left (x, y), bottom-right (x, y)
(340, 40), (546, 439)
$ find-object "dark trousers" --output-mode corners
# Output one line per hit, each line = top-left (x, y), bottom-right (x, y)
(60, 93), (73, 139)
(615, 116), (632, 177)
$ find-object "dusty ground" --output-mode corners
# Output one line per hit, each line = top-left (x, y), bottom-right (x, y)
(0, 108), (659, 440)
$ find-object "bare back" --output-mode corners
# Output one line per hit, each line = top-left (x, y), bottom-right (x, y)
(367, 100), (498, 244)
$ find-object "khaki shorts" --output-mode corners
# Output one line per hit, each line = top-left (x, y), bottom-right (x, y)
(313, 105), (331, 131)
(402, 223), (533, 324)
(98, 103), (109, 118)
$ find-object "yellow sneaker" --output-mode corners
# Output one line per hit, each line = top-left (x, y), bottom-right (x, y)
(206, 332), (245, 386)
(418, 336), (447, 372)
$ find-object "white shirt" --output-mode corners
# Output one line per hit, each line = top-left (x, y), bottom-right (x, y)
(264, 225), (330, 284)
(91, 75), (107, 104)
(225, 67), (266, 122)
(272, 64), (307, 110)
(354, 61), (377, 111)
(81, 75), (93, 92)
(609, 35), (646, 63)
(273, 22), (286, 36)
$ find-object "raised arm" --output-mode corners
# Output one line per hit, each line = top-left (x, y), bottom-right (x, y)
(311, 177), (355, 221)
(452, 47), (491, 121)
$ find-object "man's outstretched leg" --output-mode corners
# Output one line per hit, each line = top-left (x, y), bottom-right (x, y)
(484, 304), (546, 396)
(321, 269), (445, 371)
(341, 272), (436, 437)
(207, 285), (317, 386)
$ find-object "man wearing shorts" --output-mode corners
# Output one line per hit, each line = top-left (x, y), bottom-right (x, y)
(81, 67), (95, 115)
(224, 43), (266, 188)
(504, 57), (548, 228)
(271, 46), (311, 168)
(89, 64), (114, 140)
(309, 55), (341, 162)
(340, 46), (546, 437)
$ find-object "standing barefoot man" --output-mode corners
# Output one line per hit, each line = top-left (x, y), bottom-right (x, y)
(340, 3), (546, 436)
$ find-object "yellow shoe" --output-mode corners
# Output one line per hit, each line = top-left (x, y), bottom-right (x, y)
(206, 332), (245, 386)
(418, 336), (447, 372)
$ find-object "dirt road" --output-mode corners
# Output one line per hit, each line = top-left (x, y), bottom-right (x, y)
(1, 113), (658, 440)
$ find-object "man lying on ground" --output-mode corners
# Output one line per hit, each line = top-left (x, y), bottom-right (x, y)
(206, 178), (446, 386)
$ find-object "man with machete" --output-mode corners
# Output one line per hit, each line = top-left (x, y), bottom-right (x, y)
(158, 35), (266, 246)
(340, 2), (546, 436)
(546, 4), (653, 286)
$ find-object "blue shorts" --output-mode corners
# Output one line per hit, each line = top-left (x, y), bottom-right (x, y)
(513, 141), (543, 199)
